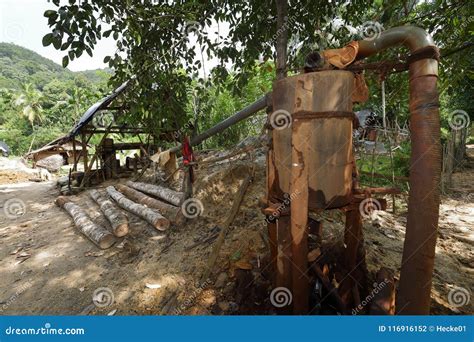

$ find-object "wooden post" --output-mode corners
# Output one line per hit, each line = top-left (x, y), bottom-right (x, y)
(72, 138), (77, 171)
(182, 166), (193, 200)
(290, 117), (309, 314)
(339, 208), (363, 308)
(275, 215), (292, 314)
(81, 132), (88, 185)
(266, 117), (278, 285)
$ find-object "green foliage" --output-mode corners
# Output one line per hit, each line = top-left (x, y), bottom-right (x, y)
(41, 0), (473, 145)
(0, 43), (110, 155)
(41, 0), (380, 134)
(196, 62), (274, 149)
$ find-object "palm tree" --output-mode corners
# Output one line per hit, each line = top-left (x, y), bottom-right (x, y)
(14, 83), (44, 130)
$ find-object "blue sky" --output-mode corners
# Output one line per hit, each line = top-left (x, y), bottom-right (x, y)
(0, 0), (116, 71)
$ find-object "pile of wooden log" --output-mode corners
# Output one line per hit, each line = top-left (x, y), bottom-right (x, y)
(56, 181), (186, 249)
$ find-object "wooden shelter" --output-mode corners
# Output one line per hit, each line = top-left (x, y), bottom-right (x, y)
(27, 138), (87, 167)
(28, 79), (158, 186)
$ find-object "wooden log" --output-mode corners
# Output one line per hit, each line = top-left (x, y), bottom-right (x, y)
(89, 189), (129, 237)
(55, 196), (116, 249)
(126, 181), (184, 206)
(106, 186), (169, 231)
(115, 184), (184, 225)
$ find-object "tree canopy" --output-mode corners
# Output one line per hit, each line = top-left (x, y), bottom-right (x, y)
(42, 0), (472, 140)
(1, 1), (472, 156)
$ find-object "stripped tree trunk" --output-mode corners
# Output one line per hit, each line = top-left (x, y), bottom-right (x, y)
(106, 186), (169, 231)
(126, 181), (184, 206)
(89, 189), (129, 237)
(115, 184), (184, 225)
(55, 196), (116, 249)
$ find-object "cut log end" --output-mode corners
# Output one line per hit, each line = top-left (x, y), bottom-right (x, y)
(114, 223), (129, 237)
(154, 218), (170, 231)
(98, 234), (117, 249)
(55, 196), (69, 207)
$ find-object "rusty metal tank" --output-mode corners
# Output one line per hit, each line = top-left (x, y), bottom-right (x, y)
(270, 70), (354, 209)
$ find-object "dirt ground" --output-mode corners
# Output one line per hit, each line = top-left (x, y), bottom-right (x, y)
(0, 147), (472, 315)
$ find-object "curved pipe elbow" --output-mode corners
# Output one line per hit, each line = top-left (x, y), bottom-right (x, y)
(357, 25), (435, 58)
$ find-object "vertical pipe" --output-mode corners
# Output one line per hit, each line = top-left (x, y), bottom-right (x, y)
(397, 60), (441, 314)
(340, 26), (440, 314)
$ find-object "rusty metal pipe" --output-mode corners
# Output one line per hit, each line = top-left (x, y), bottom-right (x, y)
(357, 26), (435, 58)
(354, 26), (441, 314)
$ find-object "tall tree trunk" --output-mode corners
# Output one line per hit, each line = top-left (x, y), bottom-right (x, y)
(275, 0), (289, 80)
(55, 196), (116, 249)
(89, 189), (129, 237)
